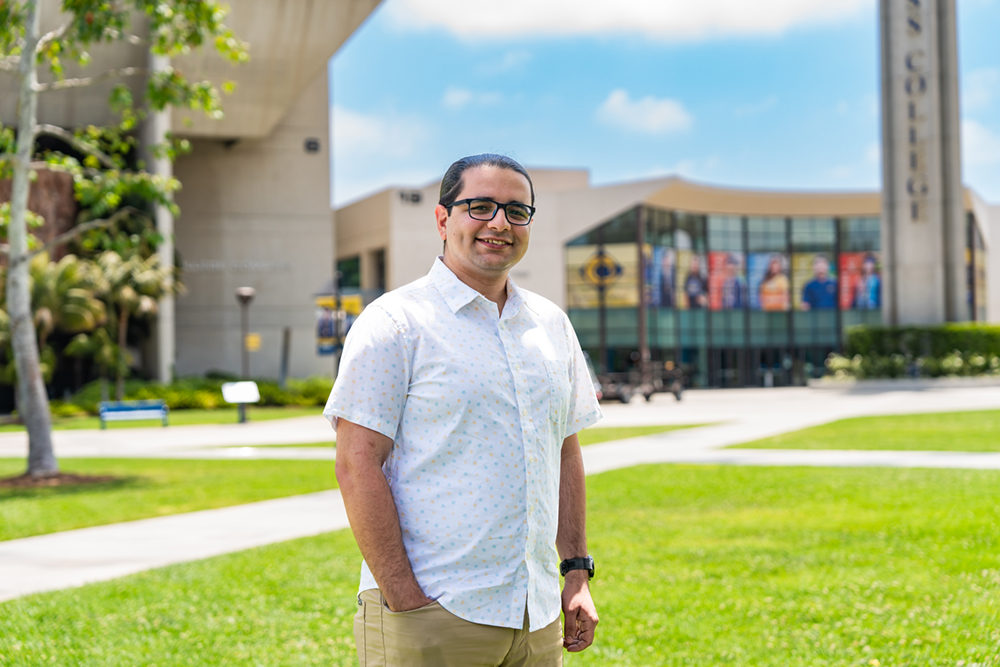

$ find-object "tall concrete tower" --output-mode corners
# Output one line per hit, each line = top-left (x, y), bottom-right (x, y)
(880, 0), (965, 324)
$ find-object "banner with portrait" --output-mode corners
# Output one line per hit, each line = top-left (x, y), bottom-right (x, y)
(646, 245), (676, 308)
(748, 252), (790, 311)
(315, 294), (363, 355)
(708, 251), (748, 311)
(792, 253), (838, 311)
(839, 252), (881, 310)
(674, 250), (708, 311)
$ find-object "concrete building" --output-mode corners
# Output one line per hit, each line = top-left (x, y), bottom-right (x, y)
(0, 0), (381, 382)
(336, 171), (994, 388)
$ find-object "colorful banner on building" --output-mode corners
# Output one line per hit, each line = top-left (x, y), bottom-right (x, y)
(839, 252), (881, 310)
(315, 294), (363, 355)
(792, 253), (838, 311)
(646, 245), (676, 308)
(566, 243), (639, 309)
(708, 251), (748, 311)
(748, 252), (790, 311)
(674, 250), (708, 310)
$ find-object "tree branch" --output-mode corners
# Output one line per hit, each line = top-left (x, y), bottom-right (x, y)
(104, 30), (145, 46)
(2, 207), (150, 265)
(36, 23), (69, 54)
(34, 67), (146, 92)
(35, 124), (117, 169)
(0, 56), (19, 73)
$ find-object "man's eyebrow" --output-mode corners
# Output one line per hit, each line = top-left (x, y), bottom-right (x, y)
(469, 195), (530, 205)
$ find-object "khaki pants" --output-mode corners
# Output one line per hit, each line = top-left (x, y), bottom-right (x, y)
(354, 589), (563, 667)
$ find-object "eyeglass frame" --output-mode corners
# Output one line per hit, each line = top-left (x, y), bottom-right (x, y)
(447, 198), (536, 226)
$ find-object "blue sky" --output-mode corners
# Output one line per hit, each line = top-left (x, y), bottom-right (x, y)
(329, 0), (1000, 208)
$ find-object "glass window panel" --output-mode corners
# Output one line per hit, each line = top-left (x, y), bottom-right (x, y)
(602, 208), (638, 244)
(675, 212), (707, 253)
(839, 216), (881, 252)
(646, 207), (673, 246)
(708, 215), (743, 251)
(791, 217), (836, 252)
(337, 256), (361, 289)
(747, 217), (787, 252)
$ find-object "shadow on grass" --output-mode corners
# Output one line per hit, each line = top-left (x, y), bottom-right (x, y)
(0, 474), (144, 499)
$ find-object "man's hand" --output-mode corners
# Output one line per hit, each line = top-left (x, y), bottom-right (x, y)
(383, 588), (435, 612)
(562, 570), (598, 652)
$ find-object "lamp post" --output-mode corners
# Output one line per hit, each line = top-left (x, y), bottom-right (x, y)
(235, 286), (256, 423)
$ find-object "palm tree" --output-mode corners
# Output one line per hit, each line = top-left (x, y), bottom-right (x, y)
(29, 253), (108, 352)
(96, 250), (179, 400)
(0, 253), (104, 413)
(64, 327), (121, 402)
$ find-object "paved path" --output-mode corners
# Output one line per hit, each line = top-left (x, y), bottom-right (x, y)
(3, 385), (1000, 602)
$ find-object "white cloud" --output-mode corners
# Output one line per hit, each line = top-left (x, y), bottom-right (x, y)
(596, 89), (693, 135)
(478, 51), (533, 75)
(734, 96), (778, 118)
(330, 105), (435, 206)
(388, 0), (872, 41)
(962, 119), (1000, 167)
(865, 141), (880, 165)
(441, 86), (503, 110)
(963, 68), (1000, 113)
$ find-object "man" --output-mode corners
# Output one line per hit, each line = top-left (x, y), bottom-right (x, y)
(325, 154), (602, 666)
(720, 252), (748, 310)
(800, 254), (838, 311)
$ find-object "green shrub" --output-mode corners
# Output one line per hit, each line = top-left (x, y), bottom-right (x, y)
(64, 375), (333, 414)
(845, 323), (1000, 359)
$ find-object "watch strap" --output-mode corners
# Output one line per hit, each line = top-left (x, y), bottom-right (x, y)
(559, 556), (594, 579)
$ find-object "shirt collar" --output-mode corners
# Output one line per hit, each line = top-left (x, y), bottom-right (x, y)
(429, 256), (523, 317)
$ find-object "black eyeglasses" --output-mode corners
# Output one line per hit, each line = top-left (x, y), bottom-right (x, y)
(449, 198), (535, 226)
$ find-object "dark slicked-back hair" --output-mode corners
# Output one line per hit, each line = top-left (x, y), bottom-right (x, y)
(438, 154), (535, 209)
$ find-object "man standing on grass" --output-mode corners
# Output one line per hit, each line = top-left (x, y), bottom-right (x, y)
(325, 153), (602, 666)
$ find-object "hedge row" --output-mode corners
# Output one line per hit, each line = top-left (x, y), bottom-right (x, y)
(845, 323), (1000, 359)
(829, 324), (1000, 379)
(54, 375), (334, 416)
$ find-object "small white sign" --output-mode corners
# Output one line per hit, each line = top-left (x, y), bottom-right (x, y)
(222, 381), (261, 404)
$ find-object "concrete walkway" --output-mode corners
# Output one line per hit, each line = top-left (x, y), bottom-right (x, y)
(3, 385), (1000, 602)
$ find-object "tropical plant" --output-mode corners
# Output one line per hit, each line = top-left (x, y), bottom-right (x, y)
(0, 0), (247, 478)
(96, 250), (179, 400)
(29, 252), (107, 351)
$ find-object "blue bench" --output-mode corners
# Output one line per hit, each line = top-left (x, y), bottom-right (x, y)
(98, 400), (169, 429)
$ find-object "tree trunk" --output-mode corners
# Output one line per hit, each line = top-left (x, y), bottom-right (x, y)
(116, 308), (128, 401)
(9, 1), (57, 478)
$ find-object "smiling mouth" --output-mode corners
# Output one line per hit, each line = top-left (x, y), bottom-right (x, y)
(478, 238), (511, 247)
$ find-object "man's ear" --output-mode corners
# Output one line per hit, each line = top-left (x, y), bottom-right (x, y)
(435, 204), (449, 241)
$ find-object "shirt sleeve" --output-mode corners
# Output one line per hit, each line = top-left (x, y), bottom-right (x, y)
(322, 304), (410, 439)
(563, 317), (602, 438)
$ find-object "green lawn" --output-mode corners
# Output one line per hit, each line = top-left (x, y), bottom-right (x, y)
(577, 424), (701, 446)
(3, 464), (998, 666)
(0, 406), (323, 432)
(733, 409), (1000, 452)
(0, 458), (336, 542)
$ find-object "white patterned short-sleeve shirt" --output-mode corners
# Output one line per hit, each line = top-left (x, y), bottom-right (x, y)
(324, 257), (602, 631)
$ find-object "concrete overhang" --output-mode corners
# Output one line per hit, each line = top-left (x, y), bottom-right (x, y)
(0, 0), (381, 139)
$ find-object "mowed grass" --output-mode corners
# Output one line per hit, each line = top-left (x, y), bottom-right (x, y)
(0, 406), (322, 432)
(577, 424), (701, 446)
(3, 464), (999, 666)
(0, 458), (337, 542)
(733, 409), (1000, 452)
(0, 425), (685, 542)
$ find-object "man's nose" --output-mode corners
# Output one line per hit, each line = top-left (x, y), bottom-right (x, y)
(487, 209), (512, 231)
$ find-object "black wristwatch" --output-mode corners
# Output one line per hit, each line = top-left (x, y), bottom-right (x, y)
(560, 556), (595, 579)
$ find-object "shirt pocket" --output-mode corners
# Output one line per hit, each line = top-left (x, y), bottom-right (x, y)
(543, 359), (571, 427)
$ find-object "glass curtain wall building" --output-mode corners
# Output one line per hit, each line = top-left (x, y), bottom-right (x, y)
(567, 207), (895, 388)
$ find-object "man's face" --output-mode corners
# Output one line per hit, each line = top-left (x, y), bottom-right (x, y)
(435, 165), (532, 284)
(813, 257), (829, 280)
